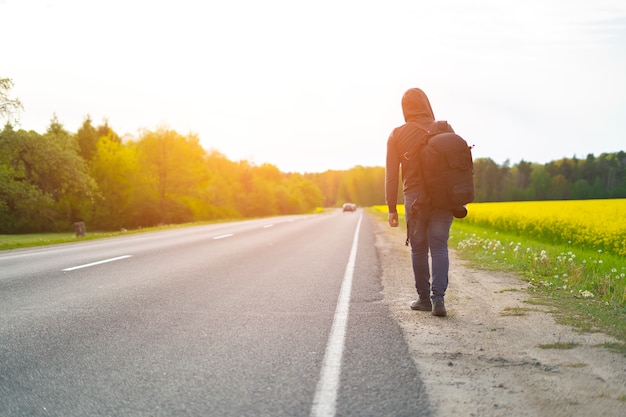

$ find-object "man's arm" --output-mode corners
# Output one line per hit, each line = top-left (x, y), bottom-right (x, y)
(385, 133), (400, 227)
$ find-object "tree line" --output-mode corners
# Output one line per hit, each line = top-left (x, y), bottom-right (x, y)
(2, 114), (623, 234)
(473, 153), (626, 202)
(0, 118), (333, 233)
(1, 78), (624, 233)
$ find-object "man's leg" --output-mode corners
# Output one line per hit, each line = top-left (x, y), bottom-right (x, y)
(428, 209), (453, 316)
(404, 194), (431, 309)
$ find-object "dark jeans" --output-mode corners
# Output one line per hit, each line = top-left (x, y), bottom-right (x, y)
(404, 192), (453, 302)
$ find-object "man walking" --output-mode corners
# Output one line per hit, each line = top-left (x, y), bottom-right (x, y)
(385, 88), (454, 317)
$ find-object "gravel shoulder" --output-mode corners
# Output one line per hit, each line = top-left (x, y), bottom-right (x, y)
(371, 215), (626, 417)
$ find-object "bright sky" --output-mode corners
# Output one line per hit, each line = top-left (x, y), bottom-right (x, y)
(2, 0), (626, 173)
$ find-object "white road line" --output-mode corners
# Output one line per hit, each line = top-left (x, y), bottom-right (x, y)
(310, 213), (362, 417)
(62, 255), (133, 271)
(212, 234), (234, 240)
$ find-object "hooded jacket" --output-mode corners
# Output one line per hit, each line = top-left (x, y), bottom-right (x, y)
(385, 88), (453, 213)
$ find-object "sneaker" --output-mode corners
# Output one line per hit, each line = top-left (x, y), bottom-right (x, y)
(410, 298), (432, 311)
(432, 300), (447, 317)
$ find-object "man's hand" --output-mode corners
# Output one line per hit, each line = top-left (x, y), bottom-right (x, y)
(388, 212), (399, 227)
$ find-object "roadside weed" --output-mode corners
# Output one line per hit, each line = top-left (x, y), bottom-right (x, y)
(537, 341), (578, 349)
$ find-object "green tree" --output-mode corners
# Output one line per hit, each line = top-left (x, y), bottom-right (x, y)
(581, 153), (598, 185)
(0, 125), (55, 232)
(279, 174), (324, 214)
(0, 78), (23, 124)
(473, 158), (502, 201)
(529, 164), (551, 200)
(90, 135), (144, 229)
(204, 150), (241, 218)
(570, 178), (592, 199)
(0, 163), (55, 233)
(76, 117), (122, 162)
(96, 119), (121, 144)
(235, 162), (280, 217)
(310, 170), (343, 207)
(41, 116), (99, 226)
(516, 160), (532, 189)
(550, 174), (569, 199)
(335, 166), (385, 207)
(135, 128), (210, 225)
(292, 175), (324, 211)
(0, 119), (97, 231)
(76, 116), (99, 161)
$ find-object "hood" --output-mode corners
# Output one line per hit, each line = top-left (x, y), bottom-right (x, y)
(401, 88), (435, 123)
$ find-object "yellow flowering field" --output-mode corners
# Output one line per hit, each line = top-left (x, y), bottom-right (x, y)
(372, 199), (625, 257)
(372, 201), (626, 306)
(459, 199), (626, 257)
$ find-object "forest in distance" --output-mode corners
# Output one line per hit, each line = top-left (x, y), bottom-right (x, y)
(1, 116), (625, 234)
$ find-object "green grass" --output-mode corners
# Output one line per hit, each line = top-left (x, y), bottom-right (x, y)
(369, 206), (626, 345)
(0, 222), (220, 250)
(500, 306), (539, 316)
(601, 342), (626, 357)
(0, 210), (329, 250)
(537, 341), (578, 350)
(448, 221), (626, 341)
(0, 232), (118, 249)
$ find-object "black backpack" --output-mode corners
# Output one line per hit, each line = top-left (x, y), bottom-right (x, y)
(404, 121), (475, 217)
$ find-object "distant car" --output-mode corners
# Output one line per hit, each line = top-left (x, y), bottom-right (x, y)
(342, 203), (357, 212)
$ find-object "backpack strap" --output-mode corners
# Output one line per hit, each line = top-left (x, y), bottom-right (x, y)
(402, 121), (450, 161)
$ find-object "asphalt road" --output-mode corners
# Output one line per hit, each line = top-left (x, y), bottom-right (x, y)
(0, 210), (430, 417)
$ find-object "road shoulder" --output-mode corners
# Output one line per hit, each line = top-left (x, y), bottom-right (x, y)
(371, 215), (626, 417)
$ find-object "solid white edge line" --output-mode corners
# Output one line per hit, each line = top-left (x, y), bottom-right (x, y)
(62, 255), (133, 271)
(310, 213), (363, 417)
